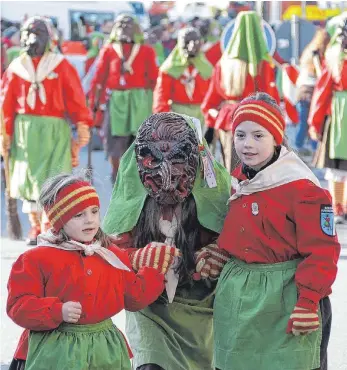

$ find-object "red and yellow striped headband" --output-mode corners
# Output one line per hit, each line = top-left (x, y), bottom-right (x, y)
(231, 100), (285, 145)
(45, 181), (100, 232)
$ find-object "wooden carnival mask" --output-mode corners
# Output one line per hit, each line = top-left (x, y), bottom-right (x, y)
(135, 113), (199, 206)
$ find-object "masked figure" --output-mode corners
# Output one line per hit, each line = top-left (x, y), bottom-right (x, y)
(103, 112), (231, 370)
(201, 11), (279, 172)
(145, 26), (166, 66)
(89, 14), (158, 183)
(309, 16), (347, 223)
(0, 16), (92, 245)
(85, 31), (105, 75)
(193, 18), (222, 65)
(153, 27), (212, 128)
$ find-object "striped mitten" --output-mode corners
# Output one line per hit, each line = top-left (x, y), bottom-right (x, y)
(286, 306), (320, 336)
(129, 242), (181, 274)
(194, 244), (230, 280)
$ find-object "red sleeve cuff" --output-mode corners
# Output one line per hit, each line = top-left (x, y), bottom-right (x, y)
(49, 301), (64, 325)
(297, 287), (322, 310)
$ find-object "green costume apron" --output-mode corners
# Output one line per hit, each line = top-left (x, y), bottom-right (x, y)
(329, 90), (347, 160)
(214, 258), (322, 370)
(9, 114), (72, 201)
(25, 319), (131, 370)
(108, 89), (153, 137)
(171, 102), (205, 128)
(103, 114), (231, 370)
(127, 288), (215, 370)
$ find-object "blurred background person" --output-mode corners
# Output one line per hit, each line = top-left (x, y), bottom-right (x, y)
(309, 17), (347, 224)
(153, 27), (212, 127)
(295, 28), (330, 159)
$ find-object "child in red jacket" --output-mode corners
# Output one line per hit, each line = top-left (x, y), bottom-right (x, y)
(212, 92), (341, 370)
(7, 174), (179, 370)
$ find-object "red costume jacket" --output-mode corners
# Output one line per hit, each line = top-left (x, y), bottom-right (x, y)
(7, 245), (165, 360)
(1, 57), (92, 136)
(201, 60), (280, 130)
(308, 60), (347, 133)
(89, 43), (158, 109)
(153, 65), (211, 113)
(218, 167), (341, 311)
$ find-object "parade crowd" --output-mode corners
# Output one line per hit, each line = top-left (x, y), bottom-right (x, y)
(0, 7), (346, 370)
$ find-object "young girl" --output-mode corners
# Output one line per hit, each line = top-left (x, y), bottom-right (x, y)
(214, 92), (341, 370)
(7, 174), (180, 370)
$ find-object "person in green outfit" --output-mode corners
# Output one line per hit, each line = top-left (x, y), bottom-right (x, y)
(153, 27), (213, 129)
(145, 25), (166, 66)
(89, 14), (158, 183)
(84, 31), (105, 75)
(1, 16), (93, 245)
(215, 92), (340, 370)
(102, 112), (232, 370)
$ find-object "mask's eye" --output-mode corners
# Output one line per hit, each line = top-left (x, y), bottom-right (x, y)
(138, 147), (151, 158)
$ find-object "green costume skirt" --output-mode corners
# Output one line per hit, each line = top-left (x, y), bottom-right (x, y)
(126, 291), (215, 370)
(25, 319), (131, 370)
(9, 114), (72, 201)
(214, 258), (322, 370)
(171, 102), (205, 129)
(329, 90), (347, 160)
(109, 89), (153, 137)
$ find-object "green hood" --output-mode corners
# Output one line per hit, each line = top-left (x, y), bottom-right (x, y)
(103, 114), (231, 235)
(222, 10), (270, 77)
(160, 45), (213, 79)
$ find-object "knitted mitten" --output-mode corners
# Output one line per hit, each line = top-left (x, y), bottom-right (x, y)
(129, 242), (181, 274)
(194, 244), (230, 280)
(286, 306), (320, 336)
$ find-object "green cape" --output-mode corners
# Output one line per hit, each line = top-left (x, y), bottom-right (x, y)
(160, 46), (213, 79)
(103, 114), (231, 235)
(222, 10), (270, 77)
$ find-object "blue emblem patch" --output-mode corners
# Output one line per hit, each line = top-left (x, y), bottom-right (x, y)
(320, 205), (336, 236)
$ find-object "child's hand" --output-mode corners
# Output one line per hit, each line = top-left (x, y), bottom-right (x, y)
(62, 301), (82, 323)
(193, 244), (230, 281)
(286, 306), (320, 336)
(129, 242), (181, 274)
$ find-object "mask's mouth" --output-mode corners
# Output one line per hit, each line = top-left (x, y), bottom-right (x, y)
(144, 173), (190, 204)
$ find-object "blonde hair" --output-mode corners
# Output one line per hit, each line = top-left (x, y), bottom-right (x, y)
(299, 28), (330, 76)
(39, 173), (119, 248)
(220, 58), (248, 97)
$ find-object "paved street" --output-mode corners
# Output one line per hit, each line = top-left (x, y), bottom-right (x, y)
(1, 146), (347, 369)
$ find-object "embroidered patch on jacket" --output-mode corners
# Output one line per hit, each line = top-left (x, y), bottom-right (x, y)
(47, 71), (58, 79)
(320, 205), (336, 236)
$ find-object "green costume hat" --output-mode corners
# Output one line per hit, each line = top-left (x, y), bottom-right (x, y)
(109, 14), (144, 44)
(326, 11), (347, 47)
(222, 11), (270, 77)
(103, 114), (231, 235)
(160, 29), (213, 80)
(206, 20), (222, 43)
(87, 31), (105, 59)
(326, 11), (347, 38)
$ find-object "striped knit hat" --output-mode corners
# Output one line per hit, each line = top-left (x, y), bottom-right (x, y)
(45, 181), (100, 232)
(231, 99), (285, 145)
